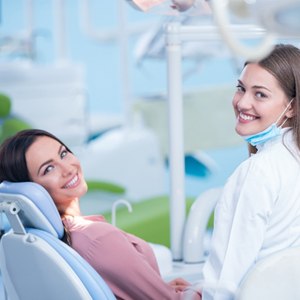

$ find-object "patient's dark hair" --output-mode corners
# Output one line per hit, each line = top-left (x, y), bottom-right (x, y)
(0, 129), (72, 245)
(0, 129), (71, 182)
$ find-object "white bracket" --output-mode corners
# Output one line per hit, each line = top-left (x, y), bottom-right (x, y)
(0, 202), (26, 235)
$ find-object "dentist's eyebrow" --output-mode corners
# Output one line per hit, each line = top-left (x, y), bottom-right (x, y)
(238, 79), (271, 92)
(252, 85), (272, 92)
(37, 144), (64, 175)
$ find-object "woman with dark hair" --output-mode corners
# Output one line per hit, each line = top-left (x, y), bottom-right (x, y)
(0, 129), (72, 183)
(0, 129), (200, 300)
(201, 43), (300, 299)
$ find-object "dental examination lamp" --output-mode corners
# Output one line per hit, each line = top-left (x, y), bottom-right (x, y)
(126, 0), (206, 14)
(126, 0), (300, 60)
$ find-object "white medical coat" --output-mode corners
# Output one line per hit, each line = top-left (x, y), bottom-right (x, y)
(202, 128), (300, 300)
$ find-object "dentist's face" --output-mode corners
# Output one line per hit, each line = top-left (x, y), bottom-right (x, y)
(25, 136), (87, 210)
(232, 63), (292, 137)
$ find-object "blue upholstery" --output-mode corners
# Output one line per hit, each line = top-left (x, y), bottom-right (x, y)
(0, 181), (63, 238)
(0, 181), (116, 300)
(28, 228), (115, 300)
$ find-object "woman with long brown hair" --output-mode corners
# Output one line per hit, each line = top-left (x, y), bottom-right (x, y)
(201, 44), (300, 299)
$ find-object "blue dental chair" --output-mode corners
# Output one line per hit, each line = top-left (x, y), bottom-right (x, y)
(0, 181), (116, 300)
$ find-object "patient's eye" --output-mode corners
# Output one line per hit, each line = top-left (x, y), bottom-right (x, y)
(44, 165), (54, 175)
(60, 149), (68, 159)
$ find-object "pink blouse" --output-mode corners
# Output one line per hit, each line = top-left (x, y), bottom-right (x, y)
(63, 215), (200, 300)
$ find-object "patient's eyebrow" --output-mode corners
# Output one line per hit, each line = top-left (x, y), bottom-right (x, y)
(37, 144), (63, 175)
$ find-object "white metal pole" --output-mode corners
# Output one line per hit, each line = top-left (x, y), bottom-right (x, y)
(24, 0), (34, 60)
(117, 0), (131, 127)
(165, 22), (185, 261)
(53, 0), (68, 63)
(24, 0), (34, 37)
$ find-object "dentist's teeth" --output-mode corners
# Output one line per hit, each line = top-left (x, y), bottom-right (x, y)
(64, 175), (78, 188)
(240, 112), (256, 121)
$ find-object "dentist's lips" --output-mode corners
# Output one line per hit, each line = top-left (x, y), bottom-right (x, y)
(63, 175), (79, 189)
(238, 112), (258, 122)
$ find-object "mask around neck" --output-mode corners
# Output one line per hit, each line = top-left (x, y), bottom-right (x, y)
(243, 123), (280, 146)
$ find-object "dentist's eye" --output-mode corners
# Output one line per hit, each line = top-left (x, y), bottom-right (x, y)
(255, 91), (267, 99)
(236, 84), (245, 93)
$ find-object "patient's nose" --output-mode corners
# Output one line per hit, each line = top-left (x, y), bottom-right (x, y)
(60, 162), (72, 177)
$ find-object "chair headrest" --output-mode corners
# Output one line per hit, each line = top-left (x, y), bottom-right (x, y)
(0, 181), (64, 238)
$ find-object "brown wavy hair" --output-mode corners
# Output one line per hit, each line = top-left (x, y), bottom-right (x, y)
(245, 44), (300, 154)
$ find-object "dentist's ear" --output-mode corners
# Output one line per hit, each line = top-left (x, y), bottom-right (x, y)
(285, 98), (296, 118)
(285, 108), (295, 118)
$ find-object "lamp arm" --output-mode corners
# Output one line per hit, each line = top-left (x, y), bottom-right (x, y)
(211, 0), (276, 61)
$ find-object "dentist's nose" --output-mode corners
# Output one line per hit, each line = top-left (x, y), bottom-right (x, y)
(235, 93), (252, 111)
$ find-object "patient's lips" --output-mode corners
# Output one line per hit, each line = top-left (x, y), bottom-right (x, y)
(63, 175), (79, 189)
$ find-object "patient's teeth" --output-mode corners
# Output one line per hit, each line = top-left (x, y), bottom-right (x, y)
(64, 175), (78, 188)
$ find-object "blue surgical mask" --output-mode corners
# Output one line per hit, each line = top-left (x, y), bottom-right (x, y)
(243, 98), (294, 147)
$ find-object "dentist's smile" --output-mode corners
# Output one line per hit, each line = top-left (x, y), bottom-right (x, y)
(238, 112), (258, 123)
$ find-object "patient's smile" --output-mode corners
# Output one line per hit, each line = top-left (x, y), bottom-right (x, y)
(26, 136), (88, 208)
(63, 175), (79, 189)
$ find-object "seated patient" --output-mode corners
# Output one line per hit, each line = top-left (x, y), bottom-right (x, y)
(0, 129), (201, 300)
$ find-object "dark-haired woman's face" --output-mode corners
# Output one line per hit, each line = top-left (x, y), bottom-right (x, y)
(25, 136), (87, 211)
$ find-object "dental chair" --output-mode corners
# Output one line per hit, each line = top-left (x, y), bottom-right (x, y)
(236, 246), (300, 300)
(0, 181), (116, 300)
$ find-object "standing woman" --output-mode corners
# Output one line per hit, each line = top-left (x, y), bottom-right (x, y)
(201, 44), (300, 299)
(0, 129), (200, 300)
